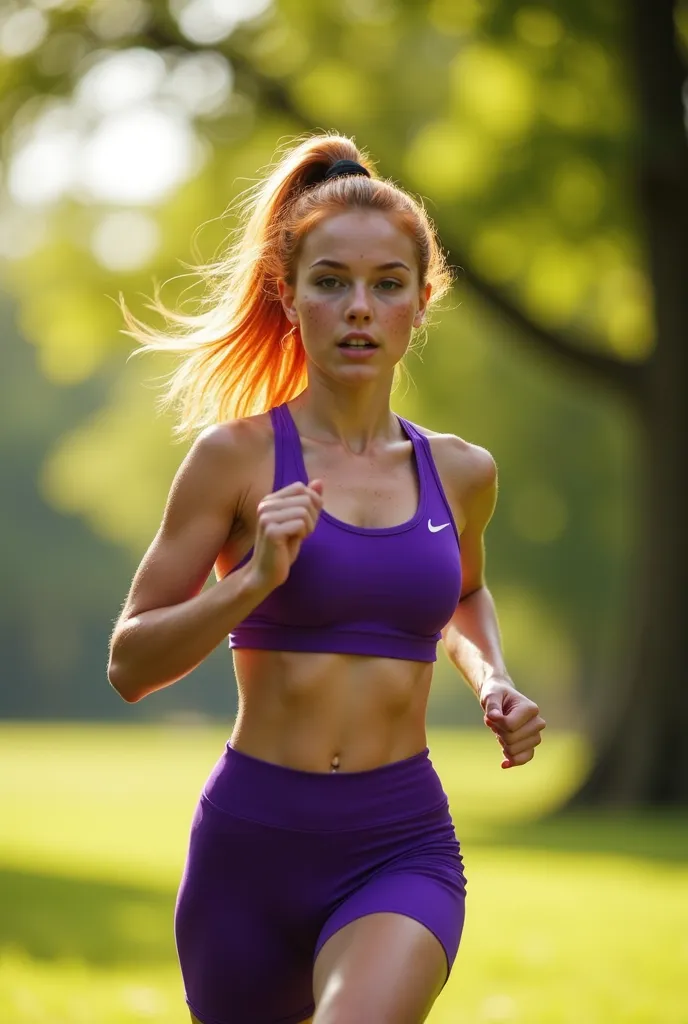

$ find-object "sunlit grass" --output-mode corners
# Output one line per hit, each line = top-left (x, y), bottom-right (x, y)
(1, 724), (686, 1023)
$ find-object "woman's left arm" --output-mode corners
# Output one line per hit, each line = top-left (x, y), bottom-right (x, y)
(440, 441), (546, 768)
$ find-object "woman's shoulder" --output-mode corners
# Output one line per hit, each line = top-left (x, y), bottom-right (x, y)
(410, 420), (497, 495)
(190, 411), (275, 472)
(172, 412), (276, 522)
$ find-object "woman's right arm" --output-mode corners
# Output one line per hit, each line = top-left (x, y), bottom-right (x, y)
(107, 424), (270, 703)
(108, 423), (323, 703)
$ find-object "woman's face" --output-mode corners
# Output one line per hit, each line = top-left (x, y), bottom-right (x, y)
(278, 210), (431, 384)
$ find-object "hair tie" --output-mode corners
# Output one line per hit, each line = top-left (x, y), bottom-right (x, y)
(323, 159), (371, 181)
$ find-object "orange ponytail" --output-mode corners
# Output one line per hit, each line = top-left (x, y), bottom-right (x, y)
(123, 131), (452, 437)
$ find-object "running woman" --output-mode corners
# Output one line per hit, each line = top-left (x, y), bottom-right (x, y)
(109, 132), (546, 1024)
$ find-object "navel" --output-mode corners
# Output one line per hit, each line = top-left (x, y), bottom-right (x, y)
(330, 753), (340, 773)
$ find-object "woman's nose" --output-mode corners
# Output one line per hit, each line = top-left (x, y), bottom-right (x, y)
(345, 283), (372, 321)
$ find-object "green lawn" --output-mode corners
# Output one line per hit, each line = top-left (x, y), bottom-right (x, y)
(1, 724), (686, 1023)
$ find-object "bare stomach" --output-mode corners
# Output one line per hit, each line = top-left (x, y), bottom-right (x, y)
(230, 648), (433, 774)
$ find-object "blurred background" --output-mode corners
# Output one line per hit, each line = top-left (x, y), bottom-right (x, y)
(1, 1), (686, 1022)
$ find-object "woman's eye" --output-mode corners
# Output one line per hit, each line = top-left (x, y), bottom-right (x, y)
(314, 277), (402, 290)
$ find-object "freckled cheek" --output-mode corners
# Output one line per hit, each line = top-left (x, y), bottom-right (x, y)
(385, 303), (417, 334)
(298, 299), (337, 333)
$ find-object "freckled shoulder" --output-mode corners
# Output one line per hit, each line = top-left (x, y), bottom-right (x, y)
(410, 422), (497, 527)
(192, 412), (276, 515)
(195, 412), (274, 476)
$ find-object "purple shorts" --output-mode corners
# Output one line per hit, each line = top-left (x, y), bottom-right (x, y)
(174, 743), (467, 1024)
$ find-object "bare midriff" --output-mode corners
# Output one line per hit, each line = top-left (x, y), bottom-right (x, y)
(230, 648), (433, 774)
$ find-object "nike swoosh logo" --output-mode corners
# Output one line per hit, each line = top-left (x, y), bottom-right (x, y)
(428, 519), (450, 533)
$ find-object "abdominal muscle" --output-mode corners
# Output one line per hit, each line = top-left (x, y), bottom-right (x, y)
(230, 648), (433, 774)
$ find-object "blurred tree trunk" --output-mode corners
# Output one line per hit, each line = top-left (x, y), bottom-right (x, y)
(568, 0), (688, 806)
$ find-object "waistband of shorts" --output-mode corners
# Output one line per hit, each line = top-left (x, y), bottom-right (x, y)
(201, 743), (449, 831)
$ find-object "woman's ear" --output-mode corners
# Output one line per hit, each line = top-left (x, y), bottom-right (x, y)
(277, 278), (299, 325)
(413, 280), (432, 328)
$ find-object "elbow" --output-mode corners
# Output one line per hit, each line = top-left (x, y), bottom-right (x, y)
(107, 654), (147, 704)
(108, 622), (151, 703)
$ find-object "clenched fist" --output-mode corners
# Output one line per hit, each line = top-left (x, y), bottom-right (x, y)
(480, 679), (546, 769)
(248, 480), (324, 592)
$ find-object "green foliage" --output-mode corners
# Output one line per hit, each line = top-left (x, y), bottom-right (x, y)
(0, 297), (135, 716)
(0, 298), (235, 718)
(1, 724), (687, 1023)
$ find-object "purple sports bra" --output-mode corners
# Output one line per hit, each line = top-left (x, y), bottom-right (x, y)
(228, 403), (462, 662)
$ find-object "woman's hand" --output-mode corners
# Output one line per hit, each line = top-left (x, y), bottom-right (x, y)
(480, 679), (546, 769)
(248, 480), (324, 592)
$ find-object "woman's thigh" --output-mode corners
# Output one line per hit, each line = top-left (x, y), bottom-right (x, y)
(176, 797), (319, 1023)
(313, 912), (447, 1023)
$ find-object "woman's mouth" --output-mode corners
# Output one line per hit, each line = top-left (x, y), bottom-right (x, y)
(337, 333), (378, 350)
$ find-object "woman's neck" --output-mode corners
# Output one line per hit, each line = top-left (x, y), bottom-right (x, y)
(289, 382), (400, 454)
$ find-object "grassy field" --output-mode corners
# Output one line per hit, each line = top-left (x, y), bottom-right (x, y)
(1, 724), (687, 1024)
